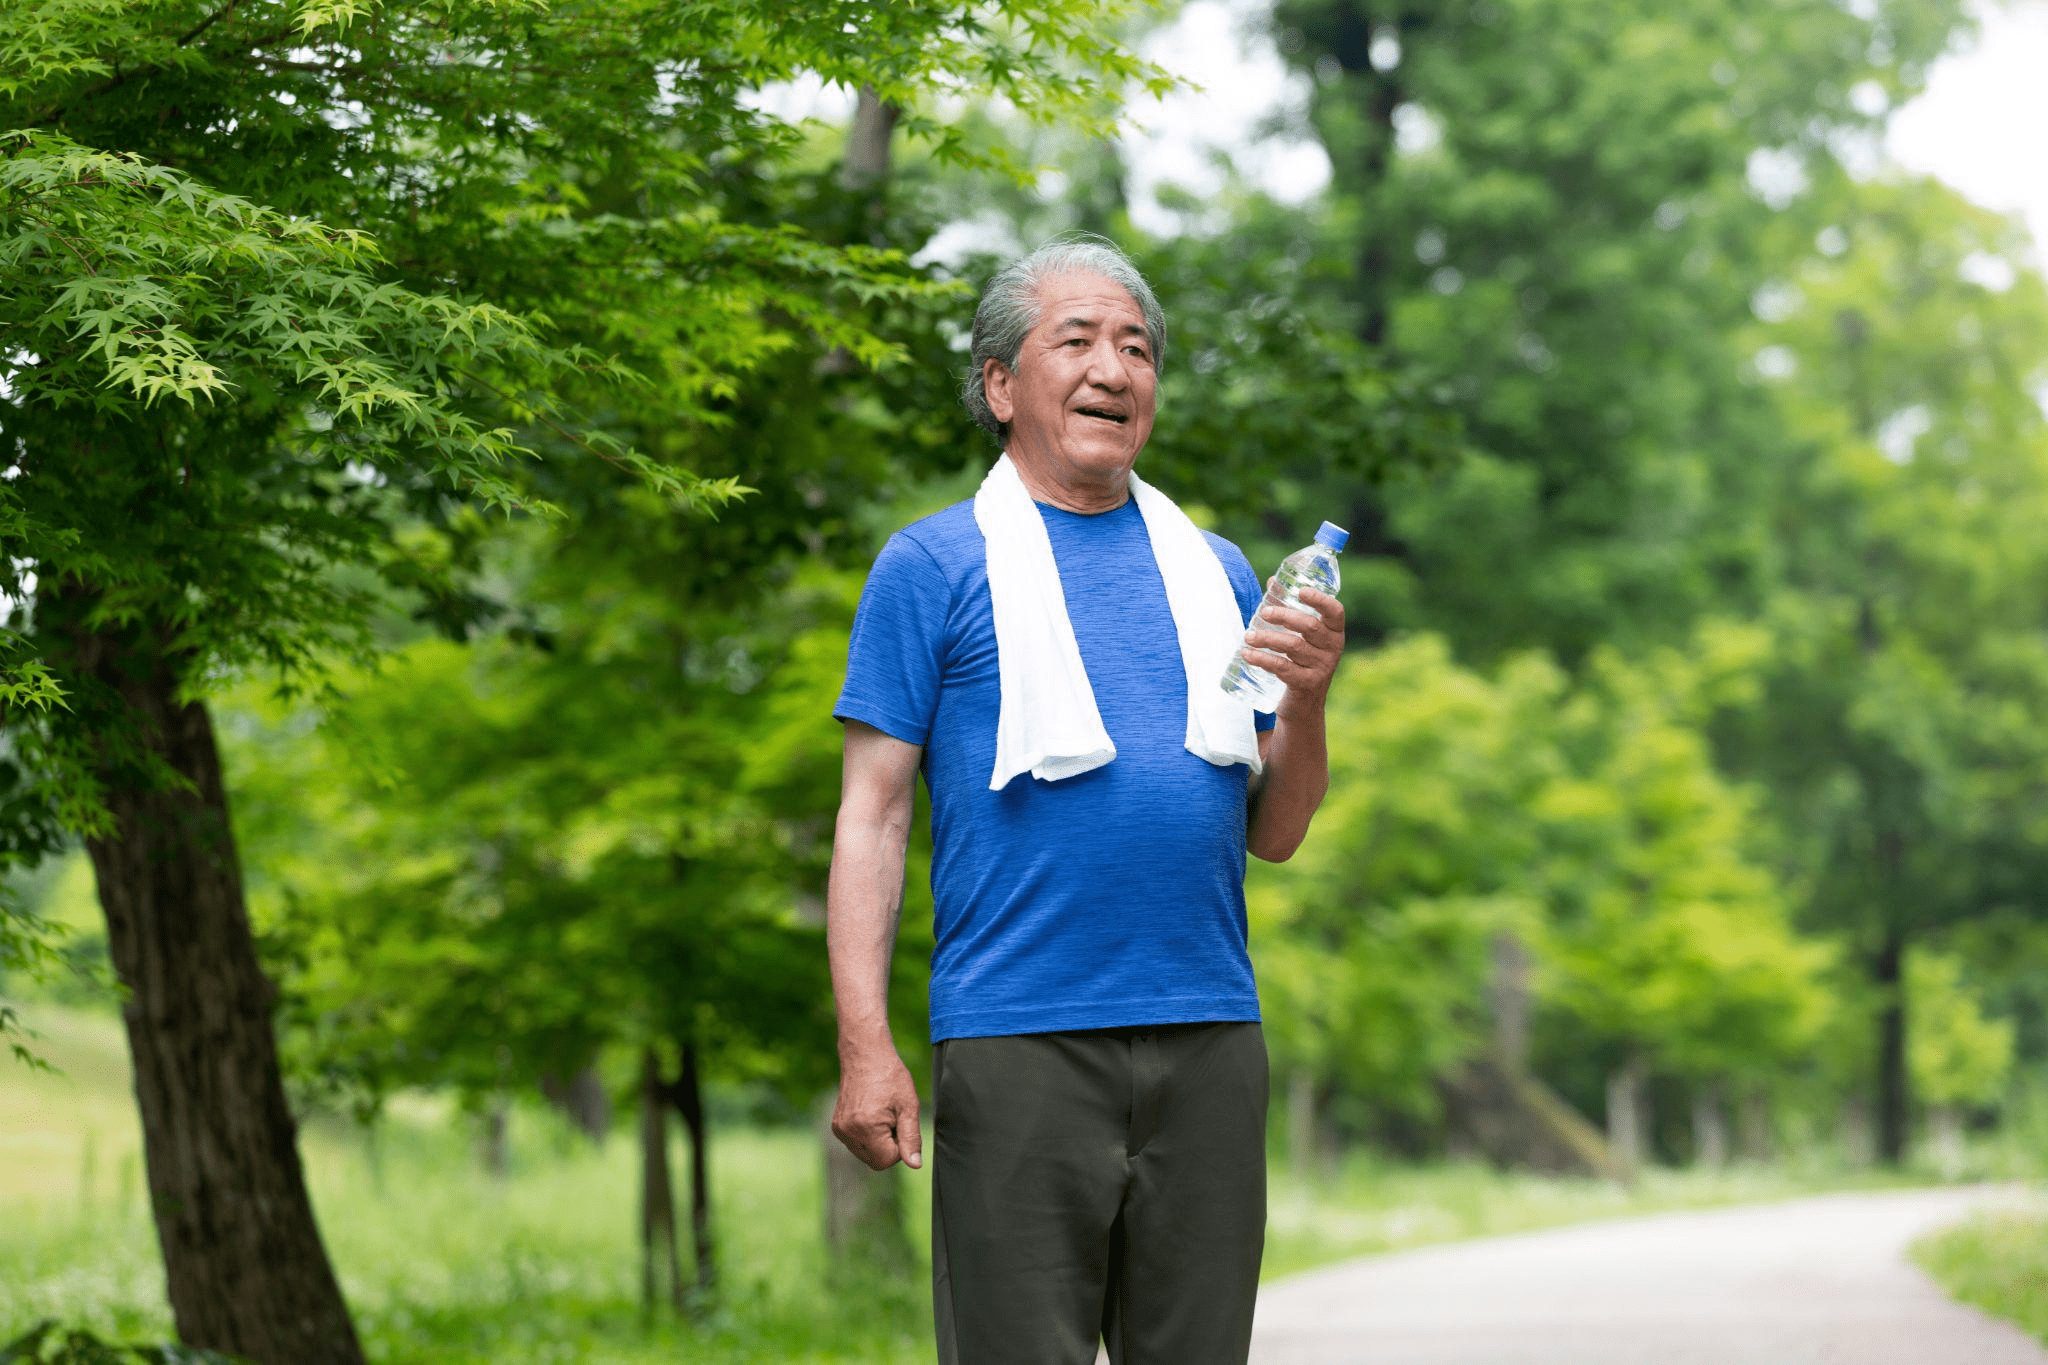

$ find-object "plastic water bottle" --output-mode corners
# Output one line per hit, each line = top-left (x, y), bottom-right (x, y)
(1220, 521), (1349, 712)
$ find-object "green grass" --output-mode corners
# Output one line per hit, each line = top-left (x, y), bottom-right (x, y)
(3, 1004), (921, 1363)
(0, 1000), (2021, 1363)
(1912, 1210), (2048, 1348)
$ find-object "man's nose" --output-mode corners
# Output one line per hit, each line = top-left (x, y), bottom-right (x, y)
(1084, 338), (1127, 388)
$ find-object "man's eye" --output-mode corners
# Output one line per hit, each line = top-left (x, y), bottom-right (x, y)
(1125, 347), (1149, 359)
(1066, 337), (1087, 346)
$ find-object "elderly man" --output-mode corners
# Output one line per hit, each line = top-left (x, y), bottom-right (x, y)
(827, 235), (1342, 1365)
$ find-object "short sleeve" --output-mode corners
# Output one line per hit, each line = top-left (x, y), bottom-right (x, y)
(834, 530), (950, 746)
(1213, 533), (1279, 733)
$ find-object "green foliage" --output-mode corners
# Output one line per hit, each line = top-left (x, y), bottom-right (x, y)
(1250, 635), (1546, 1116)
(1907, 951), (2015, 1107)
(0, 0), (1179, 1034)
(1252, 629), (1827, 1122)
(1722, 165), (2048, 955)
(0, 1320), (249, 1364)
(1268, 0), (1971, 657)
(1536, 641), (1834, 1082)
(0, 657), (64, 714)
(0, 130), (654, 514)
(221, 625), (846, 1115)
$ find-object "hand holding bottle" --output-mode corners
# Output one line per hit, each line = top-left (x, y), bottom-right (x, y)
(1220, 522), (1348, 713)
(1239, 584), (1345, 713)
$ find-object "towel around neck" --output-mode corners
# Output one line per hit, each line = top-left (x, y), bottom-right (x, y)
(971, 451), (1265, 791)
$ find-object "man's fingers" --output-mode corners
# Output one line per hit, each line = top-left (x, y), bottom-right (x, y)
(898, 1103), (923, 1169)
(831, 1066), (925, 1171)
(1250, 648), (1299, 680)
(1259, 609), (1321, 636)
(832, 1111), (923, 1171)
(865, 1130), (900, 1171)
(1257, 588), (1331, 634)
(833, 1110), (891, 1170)
(1246, 629), (1306, 662)
(854, 1112), (920, 1171)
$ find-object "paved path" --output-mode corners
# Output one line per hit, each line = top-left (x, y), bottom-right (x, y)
(1247, 1183), (2048, 1364)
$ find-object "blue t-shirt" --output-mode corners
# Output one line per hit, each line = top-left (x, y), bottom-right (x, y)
(833, 492), (1277, 1043)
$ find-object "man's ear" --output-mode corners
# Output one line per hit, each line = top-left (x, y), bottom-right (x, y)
(984, 358), (1014, 425)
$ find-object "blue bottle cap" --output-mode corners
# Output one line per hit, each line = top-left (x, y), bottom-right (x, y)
(1315, 521), (1350, 552)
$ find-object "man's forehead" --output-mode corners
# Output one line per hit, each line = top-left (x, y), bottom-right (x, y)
(1034, 273), (1146, 329)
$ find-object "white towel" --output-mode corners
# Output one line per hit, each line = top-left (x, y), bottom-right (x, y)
(972, 450), (1265, 791)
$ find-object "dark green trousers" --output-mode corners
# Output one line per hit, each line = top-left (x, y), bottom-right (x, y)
(931, 1021), (1269, 1365)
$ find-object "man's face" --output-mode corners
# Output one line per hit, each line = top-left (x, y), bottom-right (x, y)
(984, 271), (1158, 489)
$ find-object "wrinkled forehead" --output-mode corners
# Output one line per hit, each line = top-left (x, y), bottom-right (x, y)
(1029, 271), (1148, 338)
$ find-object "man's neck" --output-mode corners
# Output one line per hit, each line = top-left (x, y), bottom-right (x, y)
(1006, 447), (1131, 515)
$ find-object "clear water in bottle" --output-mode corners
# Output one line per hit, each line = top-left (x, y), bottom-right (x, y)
(1220, 521), (1349, 712)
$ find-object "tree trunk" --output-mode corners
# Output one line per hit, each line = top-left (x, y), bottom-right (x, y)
(1287, 1069), (1318, 1177)
(1441, 1116), (1477, 1164)
(1691, 1078), (1729, 1169)
(674, 1033), (716, 1301)
(1317, 1), (1404, 351)
(1432, 928), (1615, 1179)
(1290, 1), (1415, 632)
(46, 582), (364, 1365)
(1840, 1094), (1874, 1166)
(364, 1115), (387, 1196)
(818, 1090), (915, 1272)
(813, 88), (901, 380)
(1606, 1049), (1649, 1183)
(837, 85), (900, 195)
(1435, 1054), (1616, 1179)
(639, 1044), (684, 1318)
(1926, 1103), (1965, 1178)
(1736, 1085), (1775, 1164)
(478, 1094), (510, 1177)
(1872, 923), (1911, 1166)
(1489, 930), (1532, 1069)
(540, 1062), (612, 1142)
(1290, 1072), (1346, 1178)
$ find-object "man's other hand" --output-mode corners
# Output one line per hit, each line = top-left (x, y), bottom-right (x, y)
(832, 1049), (924, 1171)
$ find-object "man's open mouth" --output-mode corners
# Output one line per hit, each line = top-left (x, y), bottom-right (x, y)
(1076, 406), (1127, 424)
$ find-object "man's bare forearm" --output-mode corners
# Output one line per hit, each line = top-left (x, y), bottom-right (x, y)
(827, 806), (913, 1061)
(1249, 705), (1329, 862)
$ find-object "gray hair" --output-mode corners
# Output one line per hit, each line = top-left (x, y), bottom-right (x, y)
(960, 233), (1167, 441)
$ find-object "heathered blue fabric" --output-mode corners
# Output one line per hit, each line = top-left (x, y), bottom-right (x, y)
(833, 492), (1277, 1044)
